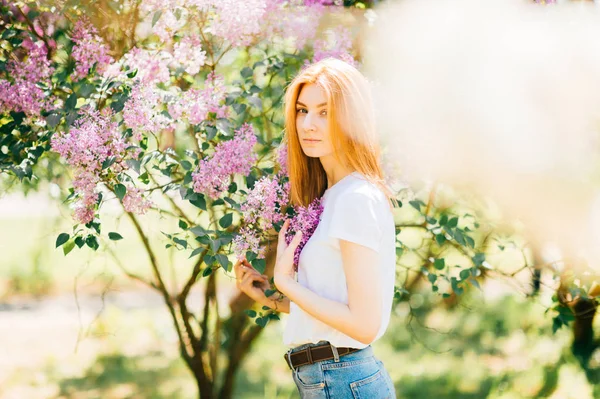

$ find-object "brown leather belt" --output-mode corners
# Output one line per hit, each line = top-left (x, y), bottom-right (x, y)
(284, 342), (360, 370)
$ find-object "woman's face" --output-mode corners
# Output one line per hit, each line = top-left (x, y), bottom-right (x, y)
(295, 83), (335, 159)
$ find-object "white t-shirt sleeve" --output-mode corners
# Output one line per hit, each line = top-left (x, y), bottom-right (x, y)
(328, 192), (383, 252)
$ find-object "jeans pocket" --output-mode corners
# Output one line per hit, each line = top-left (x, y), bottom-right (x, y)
(293, 364), (326, 390)
(350, 369), (393, 399)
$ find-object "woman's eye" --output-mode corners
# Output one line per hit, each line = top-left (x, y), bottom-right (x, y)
(296, 108), (307, 114)
(320, 110), (327, 116)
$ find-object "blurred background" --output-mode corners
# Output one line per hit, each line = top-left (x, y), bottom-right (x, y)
(1, 0), (600, 398)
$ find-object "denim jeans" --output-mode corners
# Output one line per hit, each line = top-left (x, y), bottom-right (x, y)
(288, 341), (396, 399)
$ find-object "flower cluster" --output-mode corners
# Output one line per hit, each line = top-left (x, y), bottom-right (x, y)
(51, 108), (126, 223)
(172, 35), (206, 75)
(241, 177), (290, 230)
(0, 39), (55, 116)
(122, 48), (172, 85)
(263, 0), (325, 49)
(232, 227), (265, 258)
(192, 123), (258, 199)
(313, 26), (357, 67)
(123, 83), (174, 140)
(285, 197), (324, 270)
(210, 0), (267, 47)
(276, 142), (288, 176)
(123, 187), (153, 214)
(51, 107), (151, 223)
(168, 72), (228, 124)
(71, 18), (113, 80)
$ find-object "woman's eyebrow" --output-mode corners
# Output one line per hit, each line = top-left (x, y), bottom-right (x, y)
(296, 101), (327, 108)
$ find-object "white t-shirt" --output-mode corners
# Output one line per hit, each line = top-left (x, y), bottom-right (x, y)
(283, 171), (396, 349)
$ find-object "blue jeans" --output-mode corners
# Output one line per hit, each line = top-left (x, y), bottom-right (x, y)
(288, 341), (396, 399)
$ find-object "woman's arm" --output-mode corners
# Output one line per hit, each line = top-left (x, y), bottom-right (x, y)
(275, 239), (383, 345)
(234, 259), (291, 313)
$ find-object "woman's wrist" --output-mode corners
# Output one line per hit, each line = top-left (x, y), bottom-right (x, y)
(274, 274), (295, 296)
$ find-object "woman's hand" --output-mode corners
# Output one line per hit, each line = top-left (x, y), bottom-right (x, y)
(233, 257), (270, 304)
(273, 219), (303, 291)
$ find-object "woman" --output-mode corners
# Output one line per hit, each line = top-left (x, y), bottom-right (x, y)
(234, 58), (397, 398)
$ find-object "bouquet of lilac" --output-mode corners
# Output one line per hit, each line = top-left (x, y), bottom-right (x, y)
(285, 197), (323, 272)
(233, 143), (324, 272)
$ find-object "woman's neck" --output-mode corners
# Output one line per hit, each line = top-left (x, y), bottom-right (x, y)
(320, 154), (355, 189)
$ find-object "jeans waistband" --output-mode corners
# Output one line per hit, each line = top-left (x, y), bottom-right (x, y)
(289, 340), (371, 357)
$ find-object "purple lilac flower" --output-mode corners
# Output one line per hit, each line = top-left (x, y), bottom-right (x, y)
(123, 187), (153, 214)
(312, 26), (357, 67)
(71, 18), (113, 80)
(276, 142), (288, 176)
(210, 0), (267, 47)
(233, 227), (265, 259)
(285, 197), (324, 271)
(242, 177), (289, 230)
(192, 123), (258, 199)
(0, 39), (55, 116)
(123, 83), (174, 140)
(172, 35), (206, 75)
(51, 107), (150, 223)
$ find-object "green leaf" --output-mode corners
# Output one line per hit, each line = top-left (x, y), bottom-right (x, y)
(114, 184), (126, 201)
(108, 232), (123, 241)
(102, 156), (116, 170)
(255, 317), (268, 328)
(435, 234), (446, 246)
(448, 217), (459, 228)
(215, 254), (229, 270)
(180, 160), (192, 171)
(409, 200), (422, 211)
(179, 220), (189, 230)
(65, 93), (77, 111)
(434, 258), (445, 270)
(454, 230), (466, 246)
(472, 253), (485, 267)
(265, 289), (277, 298)
(190, 194), (206, 210)
(56, 233), (70, 248)
(465, 235), (475, 248)
(245, 309), (257, 318)
(190, 225), (208, 236)
(251, 258), (266, 274)
(552, 316), (563, 334)
(152, 10), (163, 27)
(75, 236), (85, 248)
(46, 112), (62, 128)
(219, 213), (233, 229)
(173, 237), (188, 249)
(459, 269), (471, 280)
(241, 67), (253, 79)
(439, 214), (448, 226)
(85, 235), (99, 251)
(427, 273), (437, 284)
(63, 239), (76, 256)
(189, 247), (204, 259)
(245, 251), (257, 262)
(202, 267), (213, 277)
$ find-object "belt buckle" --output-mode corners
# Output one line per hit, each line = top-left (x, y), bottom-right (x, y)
(284, 348), (295, 370)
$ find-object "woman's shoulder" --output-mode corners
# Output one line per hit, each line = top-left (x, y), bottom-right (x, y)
(335, 173), (389, 207)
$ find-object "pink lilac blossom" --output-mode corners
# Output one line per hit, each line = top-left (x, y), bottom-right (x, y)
(51, 107), (149, 224)
(71, 18), (113, 80)
(242, 177), (289, 230)
(210, 0), (267, 47)
(122, 48), (173, 85)
(276, 142), (288, 176)
(263, 0), (325, 48)
(285, 197), (324, 270)
(123, 83), (174, 140)
(123, 187), (153, 214)
(192, 123), (258, 199)
(152, 8), (188, 42)
(168, 72), (228, 124)
(172, 35), (206, 75)
(233, 226), (265, 259)
(312, 26), (357, 67)
(0, 39), (55, 116)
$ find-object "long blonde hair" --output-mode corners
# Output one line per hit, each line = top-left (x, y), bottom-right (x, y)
(284, 58), (394, 207)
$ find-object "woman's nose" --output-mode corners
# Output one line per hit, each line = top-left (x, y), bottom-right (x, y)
(303, 112), (316, 132)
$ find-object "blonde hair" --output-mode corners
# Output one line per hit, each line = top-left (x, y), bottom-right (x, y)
(283, 58), (394, 207)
